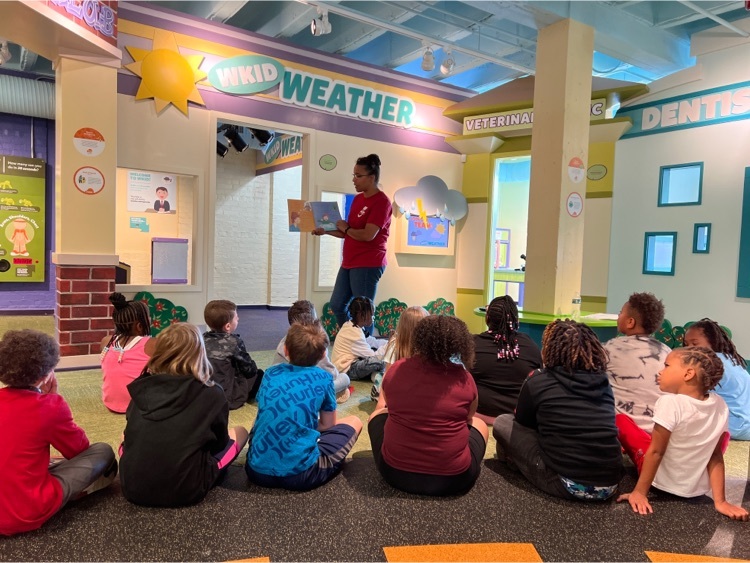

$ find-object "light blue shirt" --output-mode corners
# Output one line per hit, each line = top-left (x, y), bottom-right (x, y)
(713, 353), (750, 441)
(248, 363), (336, 476)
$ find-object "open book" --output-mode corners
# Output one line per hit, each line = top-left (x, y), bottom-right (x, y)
(287, 199), (343, 232)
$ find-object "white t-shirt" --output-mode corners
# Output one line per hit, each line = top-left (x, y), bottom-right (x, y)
(652, 393), (729, 498)
(331, 321), (378, 373)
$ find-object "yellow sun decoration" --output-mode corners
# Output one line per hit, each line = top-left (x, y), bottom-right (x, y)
(124, 30), (206, 115)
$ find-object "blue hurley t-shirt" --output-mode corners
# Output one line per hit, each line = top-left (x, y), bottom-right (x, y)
(247, 363), (336, 477)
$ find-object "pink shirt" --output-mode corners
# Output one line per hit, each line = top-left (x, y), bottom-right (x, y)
(342, 190), (392, 269)
(101, 336), (150, 413)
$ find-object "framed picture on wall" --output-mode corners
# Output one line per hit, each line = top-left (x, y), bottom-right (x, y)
(394, 212), (456, 256)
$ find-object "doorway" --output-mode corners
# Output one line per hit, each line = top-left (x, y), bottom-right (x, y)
(487, 156), (531, 306)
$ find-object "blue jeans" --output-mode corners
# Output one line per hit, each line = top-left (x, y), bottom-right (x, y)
(329, 266), (385, 329)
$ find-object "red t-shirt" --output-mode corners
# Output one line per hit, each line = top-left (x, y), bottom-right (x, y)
(381, 355), (477, 475)
(342, 190), (392, 269)
(0, 388), (90, 536)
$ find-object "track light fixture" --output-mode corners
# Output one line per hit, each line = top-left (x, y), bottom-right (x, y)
(440, 48), (455, 76)
(216, 140), (229, 158)
(0, 40), (11, 66)
(420, 44), (435, 72)
(311, 9), (331, 36)
(222, 125), (248, 153)
(249, 128), (273, 146)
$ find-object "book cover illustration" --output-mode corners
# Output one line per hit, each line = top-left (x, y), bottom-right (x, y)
(309, 201), (342, 232)
(287, 199), (316, 232)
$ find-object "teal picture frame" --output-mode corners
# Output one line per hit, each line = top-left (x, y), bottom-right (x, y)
(643, 231), (677, 276)
(693, 223), (711, 254)
(658, 162), (703, 207)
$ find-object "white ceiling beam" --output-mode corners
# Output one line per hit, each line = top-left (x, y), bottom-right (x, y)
(676, 0), (749, 36)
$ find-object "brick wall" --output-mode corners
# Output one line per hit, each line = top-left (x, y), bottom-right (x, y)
(0, 112), (56, 311)
(55, 266), (115, 356)
(270, 166), (301, 306)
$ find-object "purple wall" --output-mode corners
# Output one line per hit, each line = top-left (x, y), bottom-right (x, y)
(0, 112), (56, 312)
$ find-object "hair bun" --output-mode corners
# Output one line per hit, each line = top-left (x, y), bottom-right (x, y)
(109, 292), (128, 310)
(366, 154), (381, 167)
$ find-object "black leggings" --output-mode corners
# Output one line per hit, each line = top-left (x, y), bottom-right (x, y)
(368, 412), (486, 496)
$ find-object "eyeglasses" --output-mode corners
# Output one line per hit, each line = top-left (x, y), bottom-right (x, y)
(352, 173), (372, 179)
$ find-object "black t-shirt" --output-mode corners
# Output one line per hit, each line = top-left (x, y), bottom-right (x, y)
(469, 331), (542, 417)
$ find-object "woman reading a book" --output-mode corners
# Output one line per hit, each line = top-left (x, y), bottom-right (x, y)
(313, 154), (392, 332)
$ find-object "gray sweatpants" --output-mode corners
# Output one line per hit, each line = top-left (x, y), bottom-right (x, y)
(49, 442), (117, 507)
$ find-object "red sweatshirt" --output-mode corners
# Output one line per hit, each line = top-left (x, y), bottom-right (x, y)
(0, 387), (90, 536)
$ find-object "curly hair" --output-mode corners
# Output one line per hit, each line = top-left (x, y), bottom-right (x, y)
(203, 300), (236, 332)
(109, 292), (151, 343)
(687, 318), (746, 368)
(627, 292), (665, 334)
(355, 153), (381, 183)
(484, 295), (520, 362)
(147, 323), (213, 385)
(288, 300), (316, 325)
(0, 329), (60, 387)
(542, 319), (609, 373)
(286, 320), (329, 367)
(346, 296), (374, 328)
(674, 346), (724, 393)
(413, 315), (475, 368)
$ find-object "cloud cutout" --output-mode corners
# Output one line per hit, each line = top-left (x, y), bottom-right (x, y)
(393, 175), (467, 224)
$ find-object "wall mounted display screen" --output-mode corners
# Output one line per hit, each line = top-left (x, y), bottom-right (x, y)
(151, 237), (188, 284)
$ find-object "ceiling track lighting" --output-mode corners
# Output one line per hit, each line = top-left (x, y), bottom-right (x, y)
(420, 43), (435, 72)
(216, 140), (229, 158)
(311, 9), (331, 36)
(220, 125), (248, 153)
(440, 48), (455, 76)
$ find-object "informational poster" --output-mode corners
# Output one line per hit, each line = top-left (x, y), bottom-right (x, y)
(127, 170), (177, 213)
(406, 215), (450, 248)
(0, 155), (46, 282)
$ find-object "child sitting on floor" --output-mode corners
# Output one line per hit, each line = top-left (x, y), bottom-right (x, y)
(493, 320), (624, 501)
(273, 299), (352, 402)
(246, 321), (363, 491)
(604, 292), (671, 433)
(100, 292), (155, 413)
(617, 347), (748, 520)
(331, 296), (386, 381)
(374, 305), (429, 403)
(0, 330), (117, 536)
(202, 300), (264, 410)
(120, 323), (249, 507)
(683, 319), (750, 441)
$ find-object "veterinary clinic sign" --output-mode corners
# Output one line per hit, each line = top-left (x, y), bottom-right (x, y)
(206, 55), (416, 128)
(463, 99), (606, 135)
(620, 81), (750, 138)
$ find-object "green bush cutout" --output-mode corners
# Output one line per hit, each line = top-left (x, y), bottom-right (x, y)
(133, 291), (189, 336)
(425, 297), (455, 317)
(320, 302), (339, 341)
(375, 298), (407, 339)
(653, 319), (732, 349)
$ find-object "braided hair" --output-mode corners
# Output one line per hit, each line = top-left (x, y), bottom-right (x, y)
(674, 346), (724, 393)
(346, 296), (374, 328)
(541, 319), (609, 373)
(688, 318), (746, 368)
(356, 154), (381, 184)
(485, 296), (520, 362)
(110, 293), (151, 344)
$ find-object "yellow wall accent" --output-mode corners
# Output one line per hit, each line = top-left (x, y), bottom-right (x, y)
(462, 154), (492, 199)
(456, 291), (486, 334)
(586, 142), (615, 196)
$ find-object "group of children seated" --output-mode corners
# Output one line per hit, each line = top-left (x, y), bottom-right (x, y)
(1, 291), (748, 536)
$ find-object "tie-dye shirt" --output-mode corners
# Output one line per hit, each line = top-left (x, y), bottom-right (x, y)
(604, 335), (670, 433)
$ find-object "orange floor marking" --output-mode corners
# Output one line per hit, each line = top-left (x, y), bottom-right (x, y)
(384, 542), (543, 562)
(646, 551), (749, 562)
(226, 558), (270, 562)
